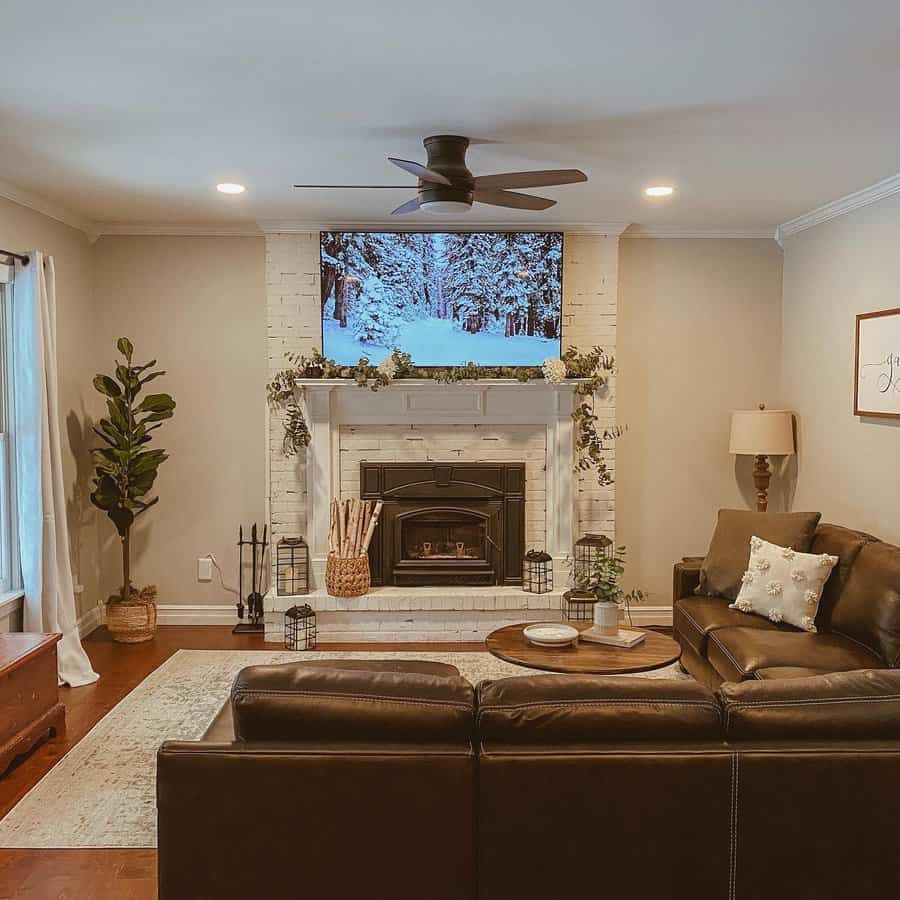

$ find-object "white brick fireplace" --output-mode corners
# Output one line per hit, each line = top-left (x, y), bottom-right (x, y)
(263, 230), (619, 641)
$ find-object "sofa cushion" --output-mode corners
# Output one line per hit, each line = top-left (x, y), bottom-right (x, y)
(809, 524), (873, 624)
(208, 660), (462, 742)
(231, 659), (474, 745)
(706, 627), (883, 682)
(674, 594), (789, 657)
(753, 666), (832, 680)
(477, 675), (722, 745)
(719, 668), (900, 740)
(829, 540), (900, 666)
(696, 509), (821, 601)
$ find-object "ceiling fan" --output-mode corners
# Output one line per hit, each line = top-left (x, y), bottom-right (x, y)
(293, 134), (587, 215)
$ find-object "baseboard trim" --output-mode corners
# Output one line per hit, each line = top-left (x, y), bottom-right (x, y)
(624, 605), (673, 627)
(77, 604), (103, 638)
(157, 604), (238, 625)
(156, 603), (673, 628)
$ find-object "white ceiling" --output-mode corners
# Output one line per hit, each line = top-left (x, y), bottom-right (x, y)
(2, 1), (900, 232)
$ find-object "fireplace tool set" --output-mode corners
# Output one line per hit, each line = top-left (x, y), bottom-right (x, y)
(233, 523), (268, 634)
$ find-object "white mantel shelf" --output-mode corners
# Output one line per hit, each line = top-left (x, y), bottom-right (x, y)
(293, 378), (589, 387)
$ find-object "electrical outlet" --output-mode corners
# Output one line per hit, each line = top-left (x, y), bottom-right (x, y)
(198, 557), (213, 582)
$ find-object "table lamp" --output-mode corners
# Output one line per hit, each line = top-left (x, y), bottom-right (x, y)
(729, 404), (795, 511)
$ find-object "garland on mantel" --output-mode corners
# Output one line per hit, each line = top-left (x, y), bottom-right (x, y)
(267, 347), (623, 486)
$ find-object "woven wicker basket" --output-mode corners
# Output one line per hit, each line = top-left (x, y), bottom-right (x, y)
(106, 600), (156, 644)
(325, 554), (371, 598)
(106, 586), (158, 643)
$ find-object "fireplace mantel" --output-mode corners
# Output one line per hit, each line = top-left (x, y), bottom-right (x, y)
(290, 379), (581, 588)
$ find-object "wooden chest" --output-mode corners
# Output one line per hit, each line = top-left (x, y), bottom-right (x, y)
(0, 633), (66, 776)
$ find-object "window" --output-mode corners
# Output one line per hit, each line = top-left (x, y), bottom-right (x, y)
(0, 263), (18, 595)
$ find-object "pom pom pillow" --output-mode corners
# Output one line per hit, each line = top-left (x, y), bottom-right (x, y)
(729, 537), (839, 633)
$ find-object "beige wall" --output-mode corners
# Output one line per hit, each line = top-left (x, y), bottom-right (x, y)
(616, 238), (785, 604)
(0, 212), (789, 620)
(781, 194), (900, 544)
(0, 197), (101, 620)
(92, 236), (267, 609)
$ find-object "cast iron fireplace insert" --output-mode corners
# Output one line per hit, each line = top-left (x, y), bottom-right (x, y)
(360, 462), (525, 586)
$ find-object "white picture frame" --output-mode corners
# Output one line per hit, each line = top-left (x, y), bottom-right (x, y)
(854, 307), (900, 419)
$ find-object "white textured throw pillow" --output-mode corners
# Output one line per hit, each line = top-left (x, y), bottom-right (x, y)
(729, 536), (838, 633)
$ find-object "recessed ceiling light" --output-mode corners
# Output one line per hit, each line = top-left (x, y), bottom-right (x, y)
(645, 185), (674, 197)
(216, 182), (246, 194)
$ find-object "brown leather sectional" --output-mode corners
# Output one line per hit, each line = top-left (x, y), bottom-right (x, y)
(158, 657), (900, 900)
(674, 523), (900, 688)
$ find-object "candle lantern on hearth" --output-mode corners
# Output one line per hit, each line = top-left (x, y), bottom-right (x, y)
(284, 603), (317, 651)
(573, 533), (613, 590)
(276, 537), (309, 596)
(522, 549), (553, 594)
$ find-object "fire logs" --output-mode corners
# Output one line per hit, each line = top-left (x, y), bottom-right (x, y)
(329, 498), (383, 559)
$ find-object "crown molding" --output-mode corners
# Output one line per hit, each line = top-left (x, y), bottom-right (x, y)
(776, 173), (900, 244)
(94, 222), (263, 238)
(0, 179), (97, 241)
(257, 219), (632, 236)
(622, 225), (777, 240)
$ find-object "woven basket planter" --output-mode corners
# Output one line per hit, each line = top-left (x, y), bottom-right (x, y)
(106, 586), (158, 643)
(325, 554), (371, 598)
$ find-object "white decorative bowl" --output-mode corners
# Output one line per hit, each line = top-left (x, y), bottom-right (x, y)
(523, 623), (579, 648)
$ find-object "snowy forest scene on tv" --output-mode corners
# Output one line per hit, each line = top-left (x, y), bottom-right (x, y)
(320, 231), (563, 365)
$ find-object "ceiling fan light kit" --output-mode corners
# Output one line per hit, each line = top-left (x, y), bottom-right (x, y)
(419, 199), (472, 214)
(294, 133), (588, 215)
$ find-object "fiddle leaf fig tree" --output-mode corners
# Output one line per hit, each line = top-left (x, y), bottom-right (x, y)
(90, 338), (176, 602)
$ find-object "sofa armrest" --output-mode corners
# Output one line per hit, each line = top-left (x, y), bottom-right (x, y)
(673, 557), (704, 603)
(718, 668), (900, 741)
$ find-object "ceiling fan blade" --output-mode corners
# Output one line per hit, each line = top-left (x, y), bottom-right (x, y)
(473, 169), (587, 190)
(387, 157), (452, 186)
(473, 189), (556, 211)
(293, 184), (411, 189)
(390, 197), (422, 215)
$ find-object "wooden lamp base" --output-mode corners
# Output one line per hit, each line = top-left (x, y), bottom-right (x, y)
(752, 454), (772, 512)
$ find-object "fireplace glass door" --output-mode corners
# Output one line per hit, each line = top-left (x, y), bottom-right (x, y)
(389, 504), (499, 585)
(401, 510), (487, 563)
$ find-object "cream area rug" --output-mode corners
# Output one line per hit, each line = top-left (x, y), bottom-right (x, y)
(0, 649), (686, 849)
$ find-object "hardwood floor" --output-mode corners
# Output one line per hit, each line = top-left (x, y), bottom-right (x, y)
(0, 626), (484, 899)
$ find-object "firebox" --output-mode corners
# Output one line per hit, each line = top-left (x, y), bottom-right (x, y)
(361, 462), (526, 586)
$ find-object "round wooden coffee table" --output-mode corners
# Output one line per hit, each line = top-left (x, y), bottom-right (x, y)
(485, 622), (681, 675)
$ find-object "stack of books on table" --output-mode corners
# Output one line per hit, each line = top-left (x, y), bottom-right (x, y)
(579, 627), (646, 648)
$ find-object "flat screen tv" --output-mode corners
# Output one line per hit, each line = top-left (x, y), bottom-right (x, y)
(320, 231), (563, 366)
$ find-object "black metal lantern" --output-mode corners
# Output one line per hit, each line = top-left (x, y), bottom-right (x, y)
(284, 604), (316, 650)
(573, 533), (613, 589)
(563, 589), (597, 622)
(276, 537), (309, 596)
(523, 549), (553, 594)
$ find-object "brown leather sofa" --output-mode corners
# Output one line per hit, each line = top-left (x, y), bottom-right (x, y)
(158, 659), (900, 900)
(674, 523), (900, 688)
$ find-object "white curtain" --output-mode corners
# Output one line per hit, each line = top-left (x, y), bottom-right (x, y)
(13, 252), (98, 686)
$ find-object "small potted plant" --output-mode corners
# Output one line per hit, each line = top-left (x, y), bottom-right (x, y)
(578, 545), (645, 635)
(90, 338), (176, 643)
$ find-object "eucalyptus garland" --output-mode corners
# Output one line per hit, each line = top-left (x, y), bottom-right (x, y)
(266, 346), (622, 485)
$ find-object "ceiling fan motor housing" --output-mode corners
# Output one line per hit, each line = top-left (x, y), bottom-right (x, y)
(419, 134), (475, 207)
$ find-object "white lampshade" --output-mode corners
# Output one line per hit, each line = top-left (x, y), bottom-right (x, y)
(729, 407), (795, 456)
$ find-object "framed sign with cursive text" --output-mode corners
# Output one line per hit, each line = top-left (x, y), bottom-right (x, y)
(854, 307), (900, 419)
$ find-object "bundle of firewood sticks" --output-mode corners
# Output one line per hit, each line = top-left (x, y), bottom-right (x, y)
(329, 498), (384, 559)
